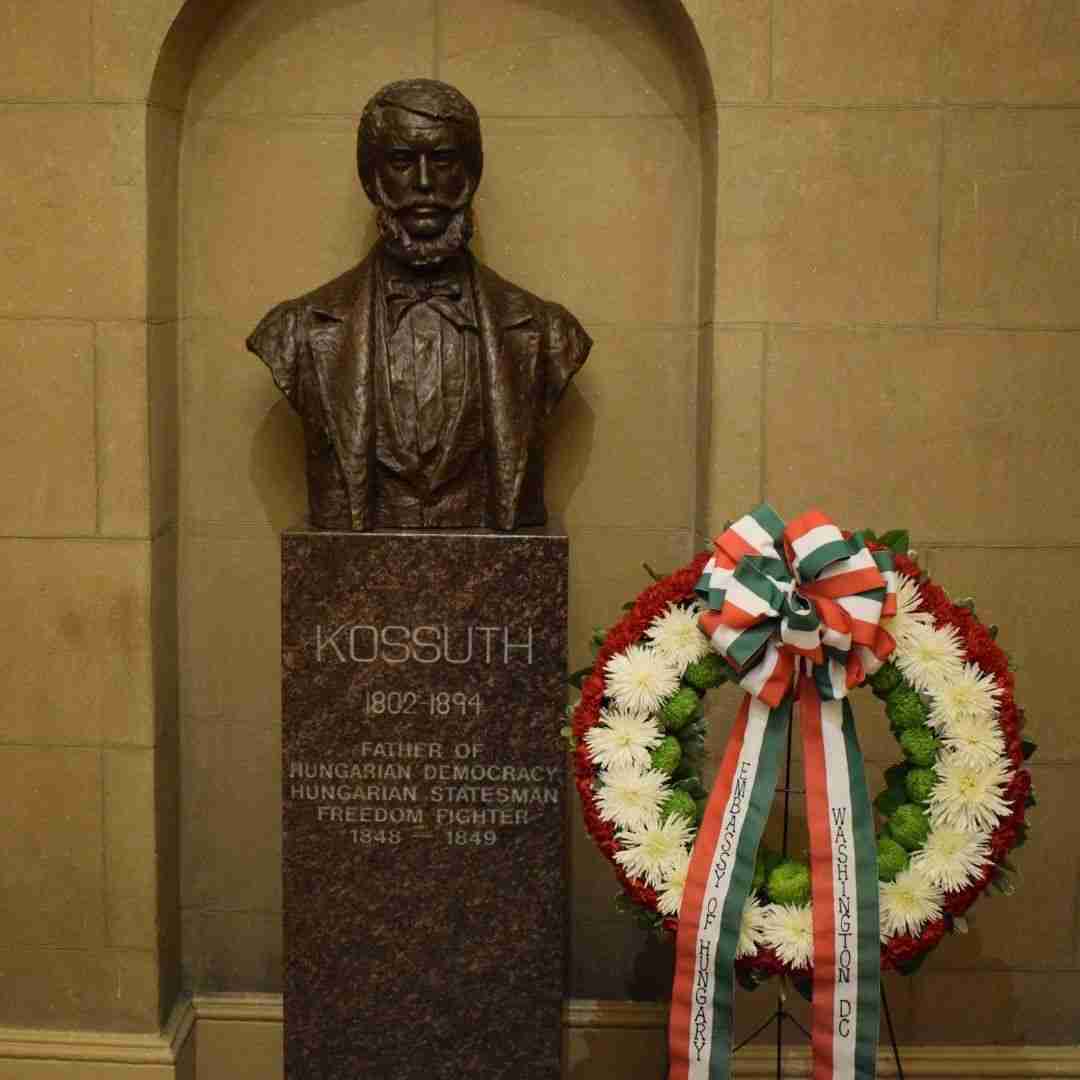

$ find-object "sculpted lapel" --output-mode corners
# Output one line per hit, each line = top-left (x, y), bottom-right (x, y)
(307, 257), (376, 529)
(470, 259), (539, 530)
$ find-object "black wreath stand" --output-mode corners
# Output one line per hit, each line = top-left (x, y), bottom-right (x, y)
(729, 713), (907, 1079)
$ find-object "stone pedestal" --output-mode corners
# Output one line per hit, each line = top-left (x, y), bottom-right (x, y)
(281, 526), (569, 1080)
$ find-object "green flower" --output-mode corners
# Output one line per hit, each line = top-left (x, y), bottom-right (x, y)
(683, 653), (728, 691)
(874, 785), (906, 818)
(877, 835), (909, 882)
(904, 766), (936, 805)
(886, 686), (927, 731)
(888, 803), (930, 851)
(767, 860), (811, 905)
(900, 727), (940, 768)
(660, 789), (698, 825)
(650, 735), (683, 775)
(660, 687), (700, 733)
(869, 661), (902, 697)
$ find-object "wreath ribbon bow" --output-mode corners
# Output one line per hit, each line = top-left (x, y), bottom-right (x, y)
(698, 504), (898, 707)
(669, 506), (898, 1080)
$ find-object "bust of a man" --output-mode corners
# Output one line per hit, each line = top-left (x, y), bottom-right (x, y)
(247, 79), (592, 531)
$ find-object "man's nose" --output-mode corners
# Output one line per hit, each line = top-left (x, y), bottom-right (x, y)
(416, 155), (433, 191)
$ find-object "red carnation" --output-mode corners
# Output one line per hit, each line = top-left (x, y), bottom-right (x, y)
(739, 946), (787, 978)
(893, 553), (921, 579)
(942, 865), (993, 916)
(918, 580), (950, 614)
(1004, 733), (1024, 768)
(943, 604), (974, 631)
(1005, 770), (1032, 815)
(882, 918), (946, 971)
(997, 699), (1020, 738)
(990, 820), (1019, 859)
(964, 622), (1010, 679)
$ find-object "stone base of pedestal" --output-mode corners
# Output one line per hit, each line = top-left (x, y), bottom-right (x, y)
(281, 525), (569, 1080)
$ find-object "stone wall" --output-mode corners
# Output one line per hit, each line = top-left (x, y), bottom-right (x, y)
(1, 0), (1078, 1053)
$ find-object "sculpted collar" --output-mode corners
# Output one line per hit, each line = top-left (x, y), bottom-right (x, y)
(308, 251), (534, 332)
(380, 254), (478, 332)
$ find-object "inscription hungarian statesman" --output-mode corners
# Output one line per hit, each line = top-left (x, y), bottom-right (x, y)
(247, 79), (592, 530)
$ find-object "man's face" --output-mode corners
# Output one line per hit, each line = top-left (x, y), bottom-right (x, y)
(373, 107), (473, 240)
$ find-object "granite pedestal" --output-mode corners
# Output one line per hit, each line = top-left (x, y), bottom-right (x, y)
(281, 526), (569, 1080)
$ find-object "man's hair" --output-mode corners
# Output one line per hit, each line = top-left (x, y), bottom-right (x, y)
(357, 79), (483, 205)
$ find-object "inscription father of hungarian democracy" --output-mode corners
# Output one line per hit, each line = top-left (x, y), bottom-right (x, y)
(247, 79), (592, 530)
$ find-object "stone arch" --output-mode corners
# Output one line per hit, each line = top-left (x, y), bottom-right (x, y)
(147, 0), (715, 110)
(146, 0), (718, 997)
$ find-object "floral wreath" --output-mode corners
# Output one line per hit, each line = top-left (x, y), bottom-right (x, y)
(568, 528), (1035, 983)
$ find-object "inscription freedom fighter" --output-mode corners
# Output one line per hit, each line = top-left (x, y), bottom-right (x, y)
(288, 619), (559, 851)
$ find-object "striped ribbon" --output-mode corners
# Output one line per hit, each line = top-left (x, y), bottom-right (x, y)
(668, 506), (897, 1080)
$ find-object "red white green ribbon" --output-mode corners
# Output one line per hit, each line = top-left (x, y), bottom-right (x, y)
(668, 506), (896, 1080)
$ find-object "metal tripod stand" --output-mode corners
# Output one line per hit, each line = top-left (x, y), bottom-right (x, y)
(730, 714), (907, 1079)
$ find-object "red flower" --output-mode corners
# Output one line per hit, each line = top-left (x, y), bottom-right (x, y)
(893, 553), (922, 579)
(1004, 733), (1025, 768)
(942, 865), (993, 916)
(1006, 768), (1031, 801)
(737, 946), (787, 978)
(997, 699), (1020, 738)
(882, 918), (947, 970)
(918, 580), (950, 615)
(990, 820), (1019, 860)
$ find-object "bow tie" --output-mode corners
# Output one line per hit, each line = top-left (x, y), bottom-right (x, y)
(385, 276), (473, 330)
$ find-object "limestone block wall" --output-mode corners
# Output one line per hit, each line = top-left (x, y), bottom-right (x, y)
(0, 0), (1078, 1051)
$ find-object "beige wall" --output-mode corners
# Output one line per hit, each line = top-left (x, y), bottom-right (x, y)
(1, 0), (1079, 1053)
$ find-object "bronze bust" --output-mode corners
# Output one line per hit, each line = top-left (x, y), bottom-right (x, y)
(247, 79), (592, 531)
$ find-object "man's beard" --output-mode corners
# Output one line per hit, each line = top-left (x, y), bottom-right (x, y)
(375, 204), (475, 270)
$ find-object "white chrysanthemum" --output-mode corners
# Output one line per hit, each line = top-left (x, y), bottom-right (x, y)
(604, 644), (681, 714)
(880, 866), (943, 939)
(644, 602), (709, 672)
(736, 895), (768, 959)
(926, 662), (1002, 732)
(894, 623), (965, 694)
(930, 754), (1012, 833)
(656, 847), (691, 916)
(939, 712), (1006, 768)
(614, 813), (694, 888)
(761, 903), (813, 969)
(911, 826), (991, 892)
(584, 706), (664, 771)
(881, 574), (934, 648)
(595, 767), (670, 830)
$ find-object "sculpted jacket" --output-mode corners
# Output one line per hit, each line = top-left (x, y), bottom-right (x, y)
(247, 250), (591, 531)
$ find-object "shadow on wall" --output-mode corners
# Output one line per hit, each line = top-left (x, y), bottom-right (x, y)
(545, 383), (595, 524)
(250, 400), (306, 531)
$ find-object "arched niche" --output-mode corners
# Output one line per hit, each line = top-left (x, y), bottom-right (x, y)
(147, 0), (717, 997)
